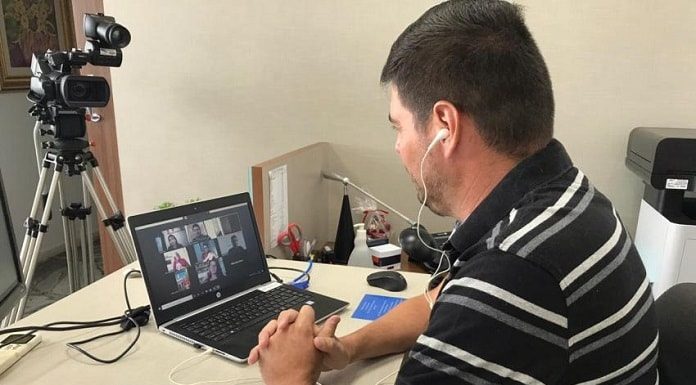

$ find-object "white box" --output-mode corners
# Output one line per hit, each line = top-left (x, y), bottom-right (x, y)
(369, 244), (402, 270)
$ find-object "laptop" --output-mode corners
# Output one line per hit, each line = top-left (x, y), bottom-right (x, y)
(128, 192), (348, 362)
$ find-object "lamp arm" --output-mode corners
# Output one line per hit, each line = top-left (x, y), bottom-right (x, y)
(322, 172), (415, 226)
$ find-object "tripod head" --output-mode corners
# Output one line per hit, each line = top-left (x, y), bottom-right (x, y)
(27, 13), (130, 143)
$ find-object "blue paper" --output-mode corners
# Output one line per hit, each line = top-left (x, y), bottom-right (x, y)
(352, 294), (406, 321)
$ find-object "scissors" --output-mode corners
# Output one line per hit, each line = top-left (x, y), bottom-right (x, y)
(277, 223), (303, 257)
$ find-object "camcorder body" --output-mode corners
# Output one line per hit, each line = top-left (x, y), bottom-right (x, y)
(27, 13), (130, 141)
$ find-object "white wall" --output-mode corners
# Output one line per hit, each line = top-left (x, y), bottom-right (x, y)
(104, 0), (696, 235)
(0, 91), (84, 257)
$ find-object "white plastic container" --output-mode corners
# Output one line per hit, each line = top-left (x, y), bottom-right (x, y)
(369, 243), (402, 270)
(348, 223), (373, 268)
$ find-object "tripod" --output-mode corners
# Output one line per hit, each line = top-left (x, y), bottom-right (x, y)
(3, 124), (137, 325)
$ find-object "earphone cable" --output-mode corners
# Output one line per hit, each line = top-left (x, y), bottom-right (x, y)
(417, 134), (452, 308)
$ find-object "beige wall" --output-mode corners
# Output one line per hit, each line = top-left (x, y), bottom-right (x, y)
(104, 0), (696, 235)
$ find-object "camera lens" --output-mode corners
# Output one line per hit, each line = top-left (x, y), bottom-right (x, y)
(69, 81), (89, 100)
(60, 75), (110, 108)
(99, 23), (131, 49)
(107, 25), (131, 48)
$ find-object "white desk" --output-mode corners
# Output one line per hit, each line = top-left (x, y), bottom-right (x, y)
(2, 260), (429, 385)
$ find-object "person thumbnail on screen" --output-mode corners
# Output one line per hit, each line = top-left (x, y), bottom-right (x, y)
(219, 213), (242, 235)
(186, 222), (210, 243)
(175, 268), (191, 291)
(156, 227), (188, 253)
(164, 249), (192, 273)
(193, 241), (227, 283)
(204, 218), (223, 239)
(197, 258), (225, 284)
(219, 232), (248, 272)
(207, 258), (223, 282)
(194, 241), (219, 264)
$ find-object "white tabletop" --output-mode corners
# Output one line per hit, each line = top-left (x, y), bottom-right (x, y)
(2, 260), (429, 385)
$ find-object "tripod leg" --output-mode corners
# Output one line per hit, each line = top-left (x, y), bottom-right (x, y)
(18, 159), (51, 268)
(57, 178), (78, 293)
(13, 167), (63, 321)
(116, 227), (136, 262)
(83, 177), (96, 284)
(92, 166), (137, 262)
(3, 160), (52, 325)
(80, 171), (131, 266)
(78, 179), (90, 287)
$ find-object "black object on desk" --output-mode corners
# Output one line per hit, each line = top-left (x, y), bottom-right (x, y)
(367, 271), (408, 292)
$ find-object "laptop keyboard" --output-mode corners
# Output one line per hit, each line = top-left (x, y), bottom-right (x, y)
(180, 286), (312, 342)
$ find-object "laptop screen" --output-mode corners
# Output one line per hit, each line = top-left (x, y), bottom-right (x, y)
(129, 193), (270, 325)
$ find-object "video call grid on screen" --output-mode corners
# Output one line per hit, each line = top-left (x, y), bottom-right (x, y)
(133, 202), (266, 313)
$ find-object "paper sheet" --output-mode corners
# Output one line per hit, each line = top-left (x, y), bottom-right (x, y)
(352, 294), (406, 321)
(269, 165), (288, 248)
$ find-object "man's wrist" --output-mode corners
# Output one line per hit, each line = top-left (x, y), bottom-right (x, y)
(340, 334), (358, 364)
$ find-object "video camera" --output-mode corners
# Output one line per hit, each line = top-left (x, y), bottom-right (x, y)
(27, 13), (130, 142)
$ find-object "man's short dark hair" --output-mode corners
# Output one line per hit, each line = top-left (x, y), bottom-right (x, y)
(381, 0), (554, 157)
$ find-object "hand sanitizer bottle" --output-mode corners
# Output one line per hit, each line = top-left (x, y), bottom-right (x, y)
(348, 223), (373, 268)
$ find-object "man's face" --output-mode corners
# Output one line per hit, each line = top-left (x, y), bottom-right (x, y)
(389, 86), (448, 216)
(203, 244), (209, 252)
(231, 236), (238, 247)
(193, 225), (201, 236)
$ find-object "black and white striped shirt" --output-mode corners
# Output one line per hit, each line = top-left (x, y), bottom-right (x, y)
(397, 139), (658, 385)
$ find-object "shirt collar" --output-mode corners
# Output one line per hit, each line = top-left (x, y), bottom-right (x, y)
(447, 139), (574, 254)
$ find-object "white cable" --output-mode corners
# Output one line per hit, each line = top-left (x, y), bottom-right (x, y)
(33, 122), (44, 173)
(417, 139), (452, 309)
(374, 369), (400, 385)
(168, 349), (261, 385)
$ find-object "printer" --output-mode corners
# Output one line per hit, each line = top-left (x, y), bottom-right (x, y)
(626, 127), (696, 297)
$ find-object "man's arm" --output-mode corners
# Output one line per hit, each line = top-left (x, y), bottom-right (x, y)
(249, 283), (441, 368)
(338, 285), (438, 362)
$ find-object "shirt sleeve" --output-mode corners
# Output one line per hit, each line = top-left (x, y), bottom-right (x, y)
(397, 250), (568, 385)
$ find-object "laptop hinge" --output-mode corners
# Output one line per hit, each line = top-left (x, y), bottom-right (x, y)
(258, 281), (281, 292)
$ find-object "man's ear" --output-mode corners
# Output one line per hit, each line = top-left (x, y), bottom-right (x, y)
(431, 100), (465, 158)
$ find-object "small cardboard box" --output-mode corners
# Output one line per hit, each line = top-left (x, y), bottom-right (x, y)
(369, 243), (402, 270)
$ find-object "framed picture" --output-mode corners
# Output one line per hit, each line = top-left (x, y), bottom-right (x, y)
(0, 0), (75, 91)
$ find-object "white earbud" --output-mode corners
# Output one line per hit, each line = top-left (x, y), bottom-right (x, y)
(426, 128), (450, 152)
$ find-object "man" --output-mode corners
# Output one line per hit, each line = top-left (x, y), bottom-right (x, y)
(223, 234), (248, 273)
(250, 1), (659, 384)
(225, 235), (248, 262)
(189, 223), (210, 243)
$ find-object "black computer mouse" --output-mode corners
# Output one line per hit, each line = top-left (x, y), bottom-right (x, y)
(366, 270), (408, 292)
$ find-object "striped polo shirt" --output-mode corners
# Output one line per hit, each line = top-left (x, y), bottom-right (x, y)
(397, 139), (659, 385)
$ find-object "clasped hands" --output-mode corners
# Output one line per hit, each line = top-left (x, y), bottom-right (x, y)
(248, 305), (350, 385)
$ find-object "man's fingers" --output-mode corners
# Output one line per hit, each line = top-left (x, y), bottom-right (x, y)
(276, 309), (300, 330)
(248, 345), (260, 365)
(313, 336), (336, 353)
(296, 305), (316, 328)
(316, 315), (341, 338)
(257, 319), (278, 348)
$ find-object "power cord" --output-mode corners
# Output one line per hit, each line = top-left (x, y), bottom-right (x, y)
(0, 268), (150, 363)
(374, 369), (399, 385)
(267, 258), (314, 290)
(168, 348), (262, 385)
